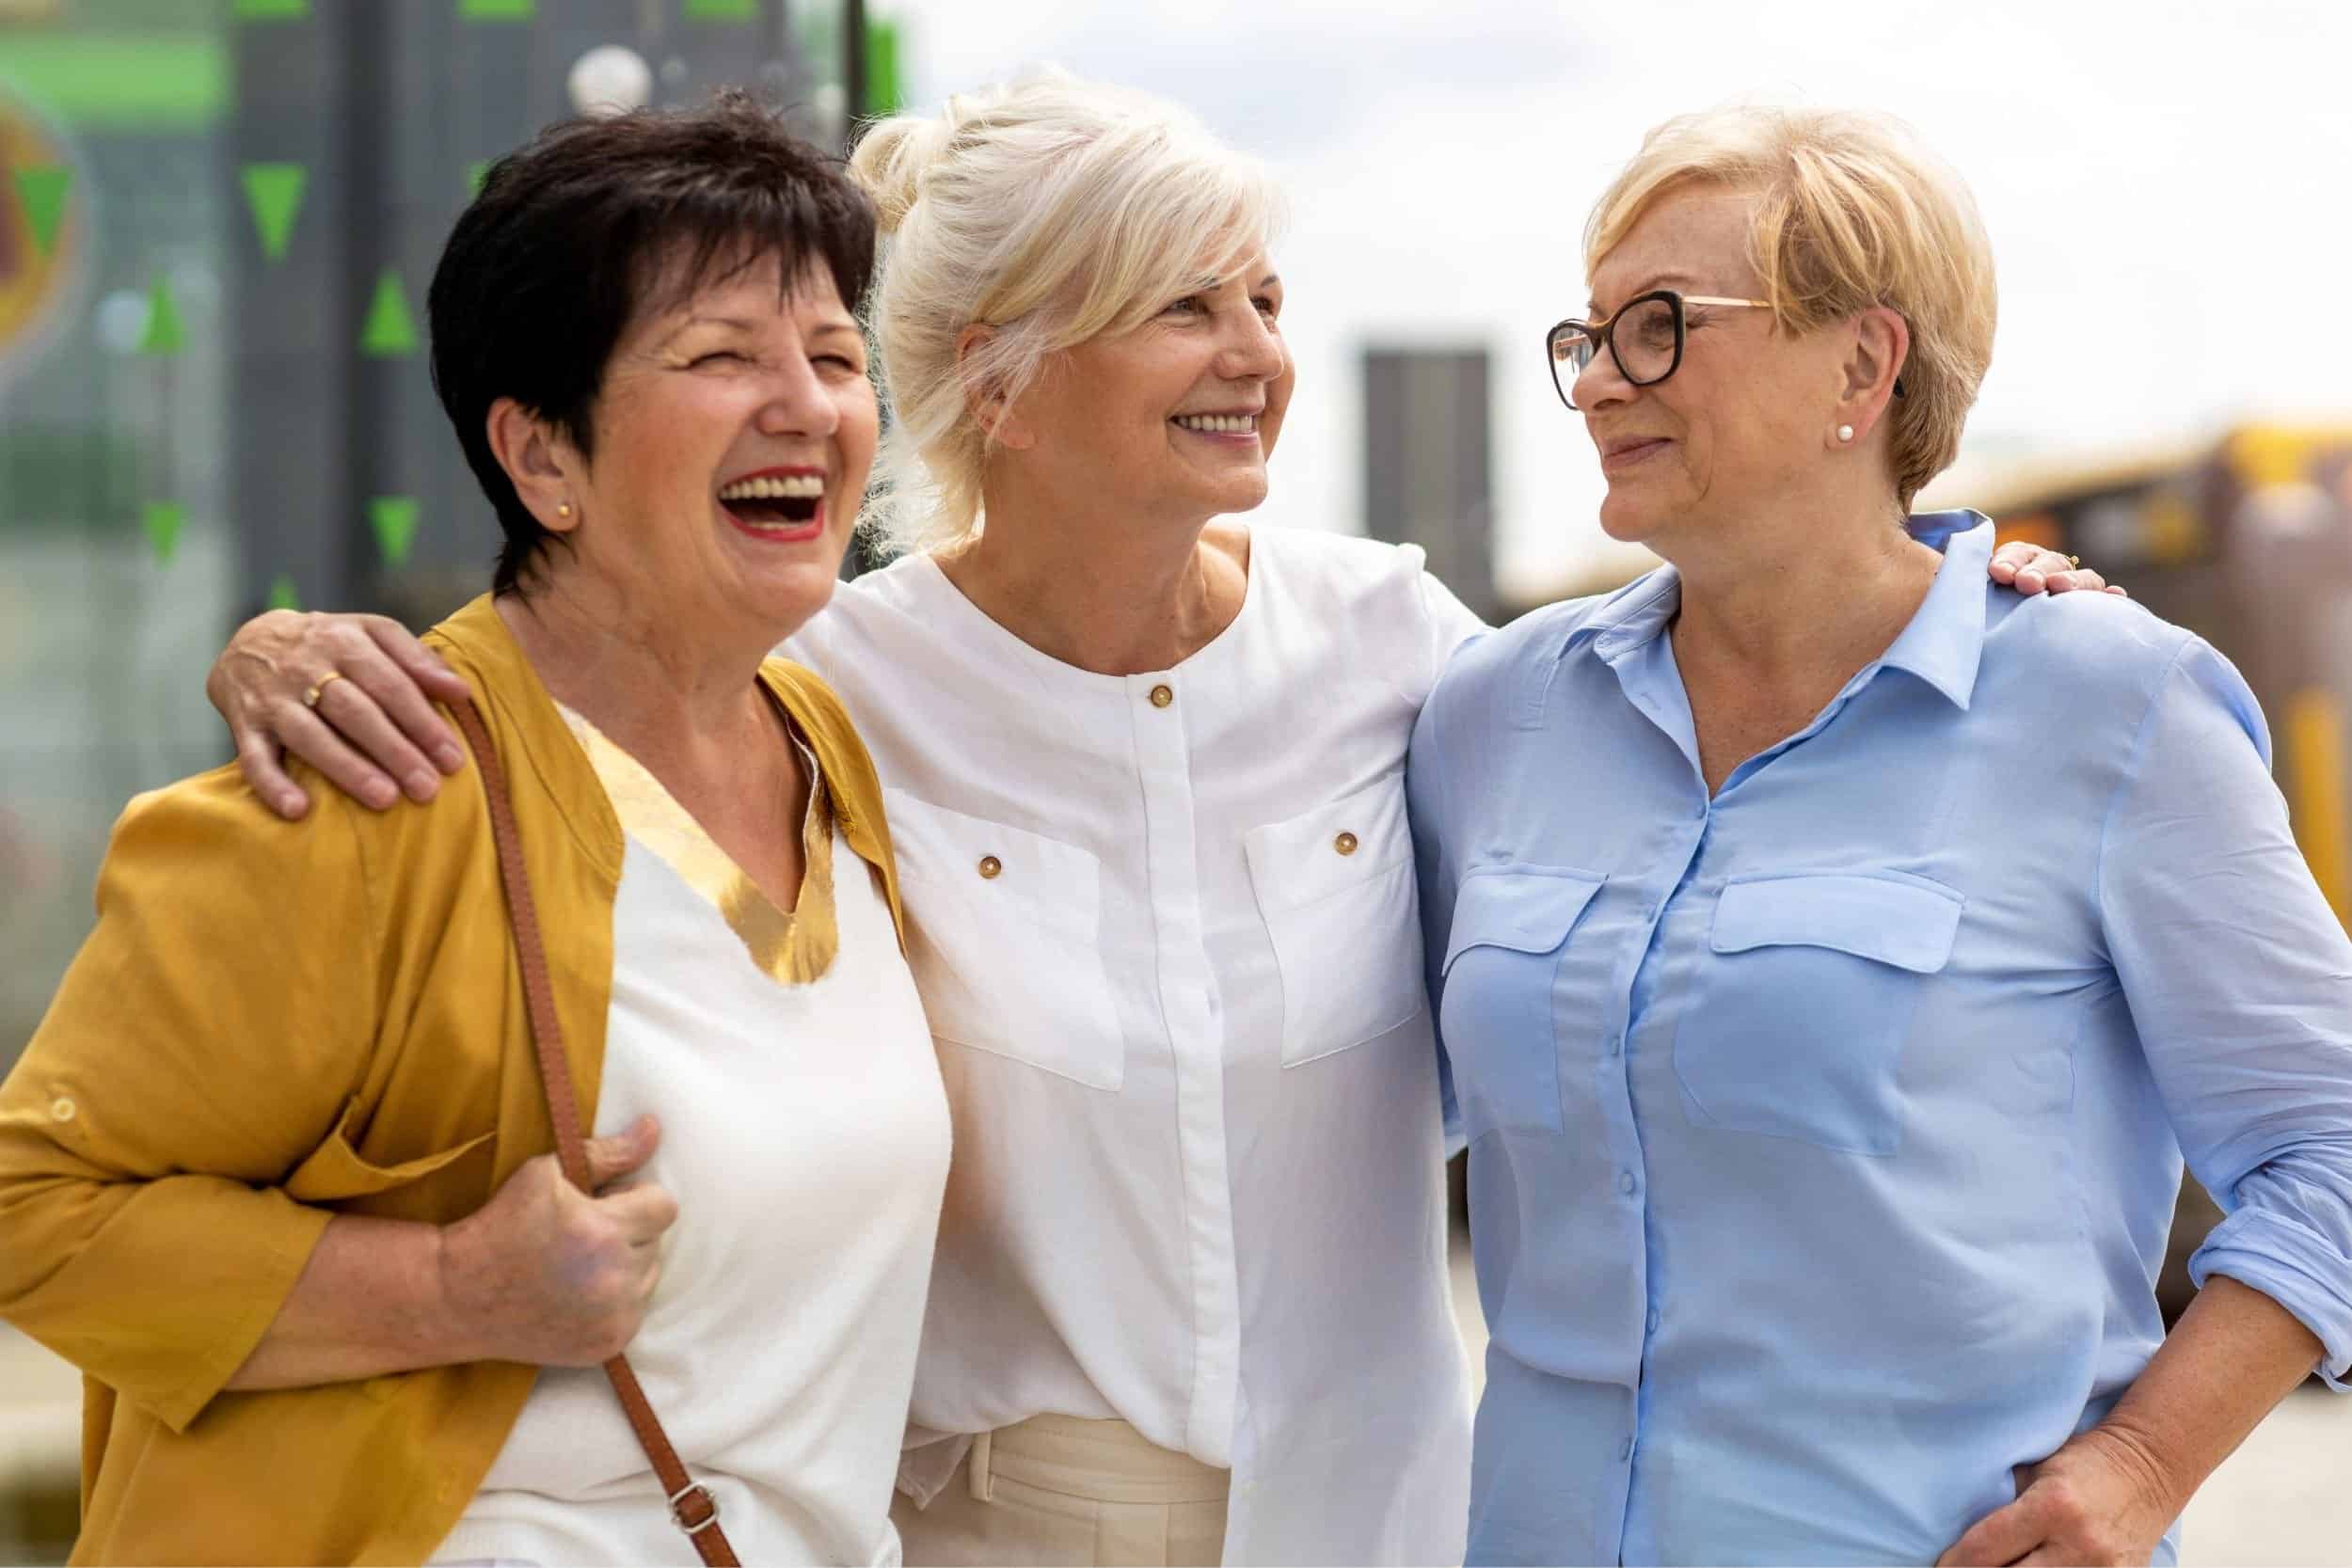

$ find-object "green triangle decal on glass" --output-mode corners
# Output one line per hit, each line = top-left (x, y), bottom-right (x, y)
(360, 269), (419, 356)
(370, 496), (421, 566)
(458, 0), (534, 19)
(138, 272), (186, 356)
(233, 0), (311, 18)
(266, 573), (302, 611)
(466, 159), (492, 198)
(684, 0), (757, 18)
(241, 163), (307, 261)
(14, 166), (71, 257)
(142, 501), (186, 563)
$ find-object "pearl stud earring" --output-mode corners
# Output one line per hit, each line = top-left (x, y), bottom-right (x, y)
(1836, 424), (1854, 443)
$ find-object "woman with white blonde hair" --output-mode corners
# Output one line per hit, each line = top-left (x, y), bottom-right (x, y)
(1413, 104), (2352, 1564)
(201, 78), (2107, 1565)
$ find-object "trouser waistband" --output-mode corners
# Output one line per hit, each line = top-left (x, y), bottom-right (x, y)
(966, 1415), (1232, 1506)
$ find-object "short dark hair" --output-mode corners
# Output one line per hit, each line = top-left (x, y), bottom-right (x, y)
(427, 91), (877, 595)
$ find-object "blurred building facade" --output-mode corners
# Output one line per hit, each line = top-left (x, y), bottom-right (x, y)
(1362, 345), (1499, 624)
(0, 0), (885, 1076)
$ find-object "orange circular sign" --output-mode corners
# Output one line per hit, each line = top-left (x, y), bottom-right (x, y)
(0, 87), (81, 372)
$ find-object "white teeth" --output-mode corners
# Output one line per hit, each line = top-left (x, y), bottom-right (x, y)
(1173, 413), (1259, 435)
(718, 474), (825, 500)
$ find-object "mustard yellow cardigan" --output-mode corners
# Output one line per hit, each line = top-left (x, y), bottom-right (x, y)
(0, 595), (906, 1564)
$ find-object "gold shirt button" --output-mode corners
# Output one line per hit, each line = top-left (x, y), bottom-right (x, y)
(1149, 684), (1174, 708)
(1334, 832), (1359, 856)
(50, 1096), (75, 1122)
(977, 855), (1003, 879)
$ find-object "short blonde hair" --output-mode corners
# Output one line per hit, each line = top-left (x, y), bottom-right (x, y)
(1584, 105), (1996, 511)
(850, 72), (1286, 552)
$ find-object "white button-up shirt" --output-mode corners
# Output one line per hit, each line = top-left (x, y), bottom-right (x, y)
(785, 523), (1483, 1565)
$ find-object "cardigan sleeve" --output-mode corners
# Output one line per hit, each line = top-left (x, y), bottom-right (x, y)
(0, 767), (377, 1432)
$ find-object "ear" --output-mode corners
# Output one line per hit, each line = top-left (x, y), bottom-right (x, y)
(954, 324), (1036, 452)
(485, 397), (585, 534)
(1835, 305), (1910, 444)
(1836, 306), (1910, 443)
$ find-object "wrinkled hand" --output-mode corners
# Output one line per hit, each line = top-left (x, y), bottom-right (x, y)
(1989, 540), (2127, 599)
(1938, 1425), (2180, 1567)
(207, 609), (472, 819)
(437, 1115), (678, 1368)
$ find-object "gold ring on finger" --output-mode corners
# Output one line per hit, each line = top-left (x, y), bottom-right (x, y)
(2067, 555), (2081, 568)
(302, 670), (346, 709)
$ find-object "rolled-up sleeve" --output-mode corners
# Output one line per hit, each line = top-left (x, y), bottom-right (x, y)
(0, 772), (370, 1430)
(2097, 637), (2352, 1386)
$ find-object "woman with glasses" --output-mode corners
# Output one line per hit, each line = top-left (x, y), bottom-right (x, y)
(1413, 105), (2352, 1565)
(192, 78), (2106, 1566)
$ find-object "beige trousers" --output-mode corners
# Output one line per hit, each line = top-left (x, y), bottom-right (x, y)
(891, 1415), (1232, 1567)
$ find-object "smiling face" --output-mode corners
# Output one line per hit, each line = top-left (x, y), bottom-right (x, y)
(1005, 248), (1295, 530)
(1576, 186), (1855, 553)
(550, 251), (877, 647)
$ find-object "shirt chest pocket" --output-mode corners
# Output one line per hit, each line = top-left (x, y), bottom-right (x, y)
(1672, 870), (1963, 1155)
(1438, 868), (1607, 1138)
(884, 788), (1125, 1091)
(1244, 773), (1426, 1067)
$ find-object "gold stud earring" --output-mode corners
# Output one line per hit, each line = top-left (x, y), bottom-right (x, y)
(557, 501), (573, 517)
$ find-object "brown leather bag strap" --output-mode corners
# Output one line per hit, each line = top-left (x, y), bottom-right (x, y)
(448, 693), (740, 1567)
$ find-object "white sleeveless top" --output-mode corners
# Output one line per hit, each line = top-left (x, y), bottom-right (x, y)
(436, 710), (951, 1567)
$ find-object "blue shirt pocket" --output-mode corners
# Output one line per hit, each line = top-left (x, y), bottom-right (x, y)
(1439, 866), (1607, 1138)
(1673, 869), (1963, 1155)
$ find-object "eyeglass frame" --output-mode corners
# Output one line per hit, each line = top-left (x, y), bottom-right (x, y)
(1545, 289), (1773, 411)
(1546, 290), (1910, 411)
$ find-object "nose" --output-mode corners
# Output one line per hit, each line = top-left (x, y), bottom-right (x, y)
(1215, 304), (1287, 384)
(755, 348), (842, 439)
(1572, 343), (1633, 413)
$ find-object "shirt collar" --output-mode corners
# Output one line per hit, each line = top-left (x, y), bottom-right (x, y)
(1575, 565), (1683, 663)
(1559, 510), (1994, 710)
(1877, 512), (1992, 710)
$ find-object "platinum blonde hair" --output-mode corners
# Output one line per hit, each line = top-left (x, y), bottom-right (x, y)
(1585, 104), (1997, 511)
(850, 71), (1286, 552)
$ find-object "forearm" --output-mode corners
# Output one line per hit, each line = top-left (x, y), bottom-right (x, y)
(225, 1212), (479, 1390)
(2096, 1275), (2322, 1513)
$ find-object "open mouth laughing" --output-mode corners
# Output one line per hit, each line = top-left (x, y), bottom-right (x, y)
(717, 467), (826, 541)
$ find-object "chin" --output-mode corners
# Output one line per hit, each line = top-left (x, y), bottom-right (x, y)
(1596, 489), (1660, 545)
(1208, 473), (1272, 515)
(741, 554), (842, 641)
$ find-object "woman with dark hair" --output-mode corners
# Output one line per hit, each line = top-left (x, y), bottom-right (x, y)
(0, 96), (948, 1565)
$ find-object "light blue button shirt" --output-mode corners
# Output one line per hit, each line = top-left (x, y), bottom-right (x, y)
(1408, 516), (2352, 1566)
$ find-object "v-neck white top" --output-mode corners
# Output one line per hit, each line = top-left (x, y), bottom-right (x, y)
(784, 523), (1485, 1565)
(437, 715), (952, 1567)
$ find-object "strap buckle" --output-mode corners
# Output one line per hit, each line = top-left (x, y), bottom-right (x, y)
(667, 1480), (723, 1536)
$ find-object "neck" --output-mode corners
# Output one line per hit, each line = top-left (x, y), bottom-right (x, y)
(938, 472), (1248, 675)
(494, 565), (787, 753)
(1665, 491), (1940, 682)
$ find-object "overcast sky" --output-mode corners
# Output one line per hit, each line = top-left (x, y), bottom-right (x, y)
(883, 0), (2352, 598)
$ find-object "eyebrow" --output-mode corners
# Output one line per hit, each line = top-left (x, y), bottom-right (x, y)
(1187, 273), (1283, 293)
(662, 315), (755, 343)
(663, 314), (861, 342)
(1587, 271), (1697, 312)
